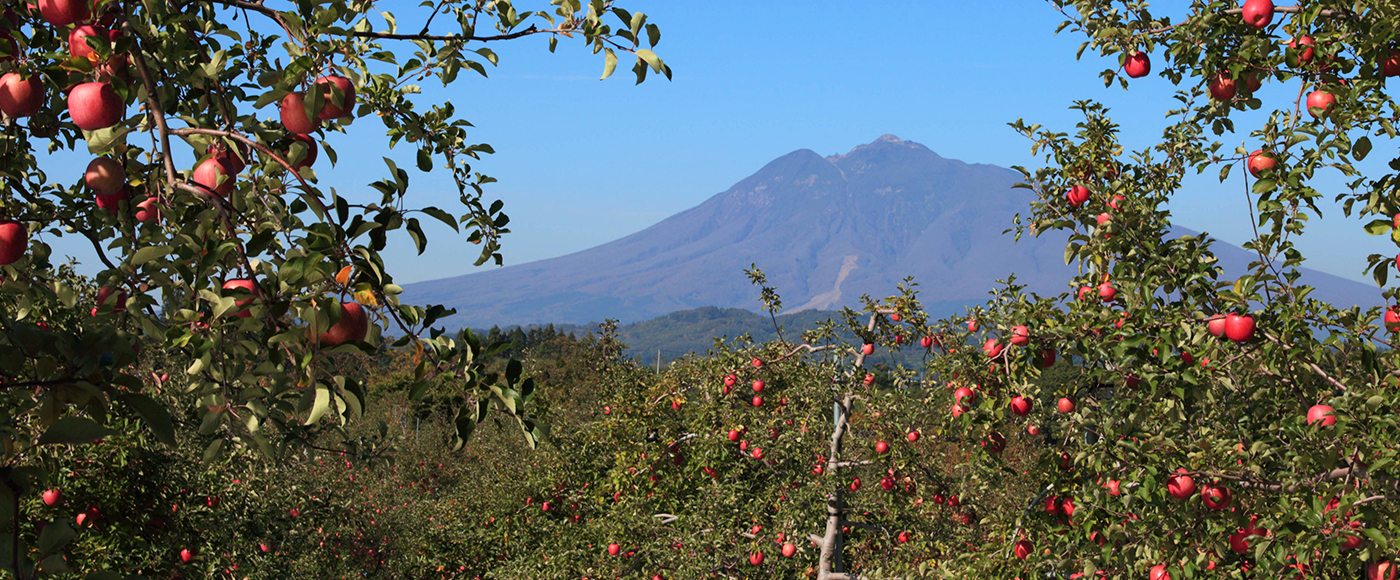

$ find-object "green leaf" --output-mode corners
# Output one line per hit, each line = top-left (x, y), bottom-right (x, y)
(1363, 219), (1392, 236)
(83, 126), (130, 154)
(38, 418), (115, 446)
(421, 206), (459, 231)
(1355, 136), (1372, 161)
(131, 245), (172, 265)
(601, 48), (618, 80)
(202, 439), (223, 463)
(635, 49), (662, 72)
(37, 521), (74, 557)
(121, 393), (176, 446)
(406, 218), (427, 255)
(306, 385), (331, 425)
(416, 148), (432, 172)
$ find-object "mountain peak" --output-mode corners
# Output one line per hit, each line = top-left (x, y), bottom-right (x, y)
(828, 134), (937, 163)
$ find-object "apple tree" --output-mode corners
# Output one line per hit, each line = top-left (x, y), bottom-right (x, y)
(0, 0), (668, 577)
(863, 1), (1400, 579)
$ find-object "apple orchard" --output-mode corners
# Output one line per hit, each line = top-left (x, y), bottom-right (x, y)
(4, 0), (1400, 580)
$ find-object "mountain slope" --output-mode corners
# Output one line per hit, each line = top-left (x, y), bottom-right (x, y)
(406, 135), (1382, 327)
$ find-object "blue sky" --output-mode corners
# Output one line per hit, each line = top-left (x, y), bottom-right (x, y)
(43, 1), (1390, 286)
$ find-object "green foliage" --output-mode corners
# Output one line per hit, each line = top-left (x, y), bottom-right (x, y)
(0, 1), (667, 578)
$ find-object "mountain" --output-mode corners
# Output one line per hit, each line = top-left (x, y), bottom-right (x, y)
(406, 135), (1382, 328)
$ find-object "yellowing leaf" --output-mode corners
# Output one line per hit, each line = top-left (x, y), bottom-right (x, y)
(354, 289), (379, 308)
(335, 266), (352, 286)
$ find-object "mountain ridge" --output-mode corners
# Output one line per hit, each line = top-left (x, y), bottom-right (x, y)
(405, 135), (1382, 327)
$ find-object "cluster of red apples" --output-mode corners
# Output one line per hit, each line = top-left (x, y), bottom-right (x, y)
(0, 0), (369, 347)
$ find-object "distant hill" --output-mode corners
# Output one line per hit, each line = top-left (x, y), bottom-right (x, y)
(408, 135), (1383, 328)
(485, 301), (977, 366)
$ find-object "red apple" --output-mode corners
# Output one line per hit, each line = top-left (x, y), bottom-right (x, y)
(781, 543), (796, 557)
(1384, 50), (1400, 77)
(1014, 539), (1032, 559)
(210, 141), (248, 174)
(1149, 564), (1171, 580)
(68, 81), (124, 130)
(749, 552), (764, 566)
(967, 319), (978, 332)
(1208, 71), (1237, 101)
(41, 489), (60, 507)
(752, 395), (763, 407)
(1124, 51), (1151, 78)
(289, 133), (317, 170)
(279, 91), (319, 134)
(0, 72), (43, 118)
(951, 403), (967, 417)
(1385, 307), (1400, 333)
(1288, 36), (1315, 64)
(38, 0), (90, 26)
(1010, 395), (1031, 416)
(1369, 561), (1396, 580)
(1066, 185), (1090, 207)
(179, 548), (194, 563)
(68, 25), (104, 60)
(1105, 479), (1120, 496)
(1077, 285), (1093, 301)
(727, 429), (740, 442)
(315, 75), (356, 119)
(1167, 469), (1195, 499)
(1307, 404), (1336, 427)
(919, 335), (933, 348)
(1224, 313), (1255, 342)
(752, 380), (764, 392)
(723, 374), (736, 388)
(222, 279), (257, 318)
(953, 387), (975, 405)
(983, 338), (1003, 358)
(192, 156), (235, 197)
(95, 187), (127, 214)
(983, 432), (1006, 453)
(1010, 325), (1029, 346)
(0, 220), (27, 266)
(134, 197), (161, 223)
(96, 287), (126, 312)
(1057, 397), (1075, 413)
(751, 357), (763, 368)
(317, 301), (369, 346)
(1038, 348), (1056, 368)
(860, 343), (874, 355)
(84, 157), (124, 194)
(751, 447), (763, 460)
(849, 477), (861, 492)
(875, 441), (889, 454)
(1247, 150), (1277, 177)
(607, 543), (620, 556)
(1241, 0), (1274, 28)
(1098, 282), (1117, 302)
(259, 542), (273, 553)
(907, 431), (919, 442)
(1201, 485), (1232, 510)
(1027, 424), (1040, 436)
(1306, 90), (1336, 118)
